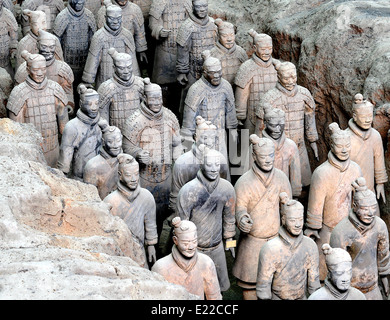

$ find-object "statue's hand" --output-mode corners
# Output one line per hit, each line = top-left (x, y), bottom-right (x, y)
(66, 105), (74, 116)
(310, 142), (319, 161)
(376, 183), (386, 204)
(139, 51), (148, 64)
(147, 245), (156, 264)
(303, 227), (320, 240)
(159, 28), (171, 38)
(136, 150), (150, 165)
(238, 215), (253, 233)
(177, 73), (188, 86)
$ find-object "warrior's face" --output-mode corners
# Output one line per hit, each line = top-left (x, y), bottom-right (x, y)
(202, 153), (220, 181)
(265, 116), (285, 140)
(193, 0), (208, 19)
(80, 95), (99, 119)
(104, 131), (123, 157)
(330, 136), (351, 161)
(253, 145), (275, 172)
(329, 262), (352, 292)
(114, 58), (133, 82)
(282, 209), (304, 237)
(30, 16), (47, 35)
(254, 41), (272, 62)
(106, 9), (122, 31)
(38, 39), (56, 62)
(69, 0), (85, 12)
(146, 91), (163, 113)
(195, 129), (217, 149)
(353, 105), (373, 130)
(173, 231), (198, 258)
(28, 58), (47, 83)
(353, 197), (377, 225)
(219, 29), (235, 49)
(278, 67), (297, 91)
(203, 63), (222, 86)
(119, 164), (139, 190)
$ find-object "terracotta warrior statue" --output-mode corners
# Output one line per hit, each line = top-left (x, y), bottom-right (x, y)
(7, 51), (69, 168)
(261, 107), (302, 198)
(169, 116), (229, 216)
(21, 0), (65, 35)
(232, 135), (292, 300)
(176, 0), (217, 119)
(330, 177), (390, 300)
(305, 122), (362, 281)
(0, 0), (18, 77)
(149, 0), (192, 112)
(57, 85), (102, 180)
(98, 47), (144, 132)
(346, 94), (388, 203)
(181, 50), (238, 168)
(177, 145), (236, 293)
(84, 120), (122, 199)
(258, 61), (319, 189)
(15, 30), (75, 114)
(82, 2), (139, 89)
(53, 0), (97, 90)
(97, 0), (148, 64)
(103, 153), (158, 268)
(210, 18), (248, 87)
(308, 244), (366, 300)
(0, 67), (13, 118)
(256, 192), (320, 300)
(121, 78), (183, 239)
(234, 30), (278, 135)
(16, 9), (64, 70)
(151, 217), (222, 300)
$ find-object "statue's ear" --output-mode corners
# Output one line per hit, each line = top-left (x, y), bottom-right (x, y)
(172, 236), (178, 246)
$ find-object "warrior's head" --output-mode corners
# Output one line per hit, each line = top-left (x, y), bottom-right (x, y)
(264, 108), (285, 141)
(172, 217), (198, 259)
(329, 122), (351, 161)
(250, 134), (275, 172)
(108, 48), (133, 82)
(144, 78), (163, 114)
(352, 94), (373, 131)
(322, 244), (352, 292)
(249, 29), (272, 62)
(37, 30), (56, 63)
(105, 0), (122, 31)
(279, 192), (304, 237)
(194, 116), (218, 149)
(198, 144), (221, 181)
(352, 177), (377, 225)
(99, 119), (122, 157)
(277, 62), (297, 91)
(192, 0), (208, 19)
(118, 153), (139, 190)
(68, 0), (85, 12)
(214, 18), (236, 50)
(78, 84), (100, 119)
(23, 10), (47, 36)
(22, 50), (47, 84)
(202, 50), (222, 87)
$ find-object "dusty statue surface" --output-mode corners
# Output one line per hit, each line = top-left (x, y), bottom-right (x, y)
(256, 192), (320, 300)
(152, 217), (222, 300)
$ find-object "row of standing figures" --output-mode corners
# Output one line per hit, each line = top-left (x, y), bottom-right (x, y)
(1, 0), (389, 301)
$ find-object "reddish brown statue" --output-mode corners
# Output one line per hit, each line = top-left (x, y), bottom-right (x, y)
(210, 18), (248, 87)
(256, 192), (320, 300)
(0, 0), (18, 77)
(234, 30), (278, 135)
(330, 177), (390, 300)
(97, 0), (148, 64)
(305, 122), (363, 281)
(82, 2), (139, 88)
(261, 107), (302, 198)
(16, 9), (64, 70)
(104, 153), (158, 268)
(258, 61), (319, 188)
(98, 47), (144, 132)
(308, 244), (366, 300)
(346, 94), (387, 203)
(233, 135), (292, 300)
(169, 116), (229, 216)
(15, 30), (75, 114)
(84, 120), (123, 199)
(121, 78), (183, 239)
(7, 51), (69, 168)
(57, 85), (102, 180)
(21, 0), (65, 35)
(151, 217), (222, 300)
(177, 145), (236, 293)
